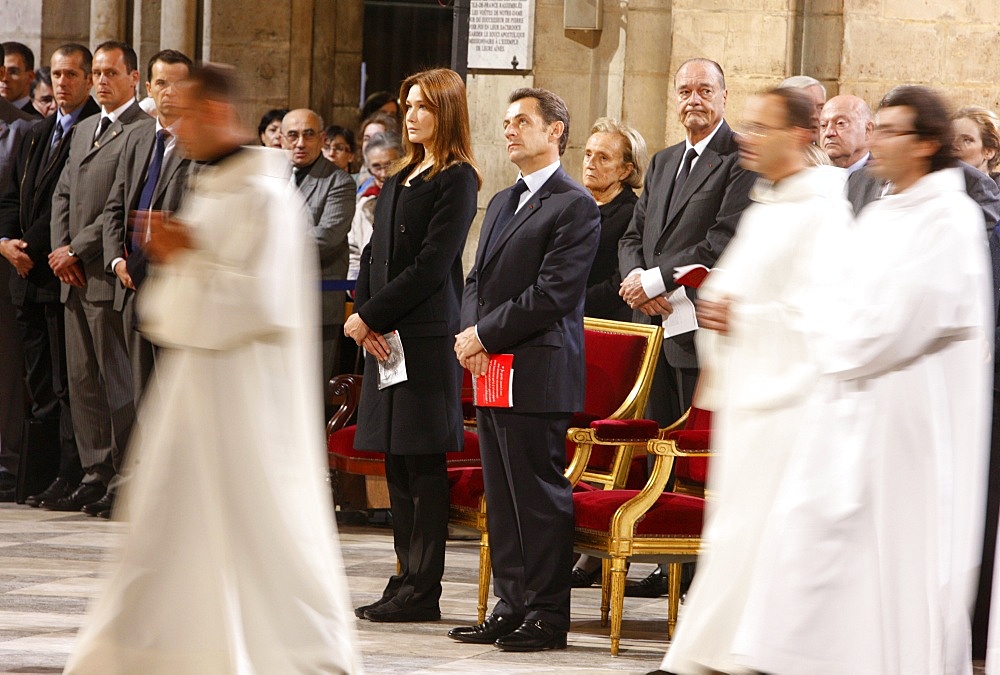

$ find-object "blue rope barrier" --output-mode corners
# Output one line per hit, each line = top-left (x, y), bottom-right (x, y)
(321, 280), (357, 292)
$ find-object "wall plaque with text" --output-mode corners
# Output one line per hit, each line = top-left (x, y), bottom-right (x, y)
(467, 0), (534, 70)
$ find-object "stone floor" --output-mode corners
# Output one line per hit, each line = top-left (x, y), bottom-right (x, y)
(0, 504), (673, 674)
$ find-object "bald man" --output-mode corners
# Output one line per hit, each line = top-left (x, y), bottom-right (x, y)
(281, 108), (355, 384)
(820, 95), (880, 213)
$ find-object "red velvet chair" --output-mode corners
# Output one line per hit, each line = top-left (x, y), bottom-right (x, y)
(450, 317), (664, 622)
(569, 407), (713, 655)
(326, 374), (481, 511)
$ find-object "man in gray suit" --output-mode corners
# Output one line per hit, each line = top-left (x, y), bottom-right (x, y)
(103, 49), (193, 409)
(617, 57), (755, 598)
(281, 108), (355, 383)
(0, 45), (38, 500)
(46, 41), (152, 513)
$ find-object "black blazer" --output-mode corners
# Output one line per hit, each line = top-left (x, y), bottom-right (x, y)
(461, 165), (600, 414)
(0, 98), (100, 304)
(618, 120), (754, 368)
(586, 187), (636, 321)
(353, 161), (478, 454)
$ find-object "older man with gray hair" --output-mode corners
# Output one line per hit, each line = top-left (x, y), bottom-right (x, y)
(779, 74), (827, 143)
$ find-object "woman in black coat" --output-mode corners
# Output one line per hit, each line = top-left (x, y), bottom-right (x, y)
(345, 68), (480, 622)
(581, 118), (649, 322)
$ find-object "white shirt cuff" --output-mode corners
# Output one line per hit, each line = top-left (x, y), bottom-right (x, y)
(640, 267), (667, 298)
(110, 256), (125, 275)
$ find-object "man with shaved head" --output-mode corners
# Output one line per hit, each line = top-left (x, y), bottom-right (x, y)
(281, 108), (355, 384)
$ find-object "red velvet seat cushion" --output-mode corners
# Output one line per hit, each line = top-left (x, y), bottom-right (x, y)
(448, 466), (484, 509)
(329, 427), (482, 474)
(327, 426), (386, 474)
(591, 418), (659, 442)
(573, 490), (706, 537)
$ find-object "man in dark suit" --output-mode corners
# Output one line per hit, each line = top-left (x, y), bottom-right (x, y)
(0, 45), (38, 500)
(1, 42), (40, 117)
(450, 87), (600, 652)
(281, 108), (355, 383)
(102, 49), (193, 408)
(0, 43), (98, 507)
(617, 58), (755, 597)
(46, 41), (152, 514)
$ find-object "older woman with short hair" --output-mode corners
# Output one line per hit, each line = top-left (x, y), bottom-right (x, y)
(581, 117), (649, 321)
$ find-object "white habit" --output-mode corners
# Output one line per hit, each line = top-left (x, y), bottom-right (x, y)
(661, 166), (853, 674)
(65, 147), (363, 674)
(735, 167), (993, 675)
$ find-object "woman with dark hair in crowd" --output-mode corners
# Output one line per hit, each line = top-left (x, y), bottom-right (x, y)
(345, 68), (480, 623)
(256, 108), (286, 148)
(356, 110), (400, 189)
(322, 124), (356, 174)
(29, 67), (56, 117)
(360, 90), (400, 122)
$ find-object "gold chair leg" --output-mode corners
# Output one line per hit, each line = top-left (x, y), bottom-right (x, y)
(667, 561), (682, 640)
(477, 530), (491, 623)
(609, 556), (627, 656)
(600, 558), (611, 626)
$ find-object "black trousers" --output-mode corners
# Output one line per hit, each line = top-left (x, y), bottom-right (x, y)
(477, 408), (574, 630)
(15, 299), (80, 482)
(382, 452), (449, 609)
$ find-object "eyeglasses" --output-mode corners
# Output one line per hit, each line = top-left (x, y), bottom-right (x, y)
(284, 129), (318, 142)
(873, 127), (918, 139)
(734, 122), (783, 139)
(325, 143), (351, 153)
(369, 162), (393, 174)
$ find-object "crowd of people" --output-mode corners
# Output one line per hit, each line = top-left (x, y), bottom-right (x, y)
(2, 35), (1000, 673)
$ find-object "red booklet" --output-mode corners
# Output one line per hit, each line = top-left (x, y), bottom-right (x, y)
(474, 354), (514, 407)
(673, 264), (711, 288)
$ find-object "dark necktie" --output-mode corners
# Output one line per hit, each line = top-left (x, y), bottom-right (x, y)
(131, 130), (169, 252)
(51, 119), (66, 149)
(669, 147), (699, 210)
(485, 179), (528, 258)
(93, 116), (112, 147)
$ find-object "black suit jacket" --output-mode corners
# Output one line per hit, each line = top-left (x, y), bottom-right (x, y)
(618, 120), (754, 368)
(0, 98), (100, 304)
(461, 165), (600, 414)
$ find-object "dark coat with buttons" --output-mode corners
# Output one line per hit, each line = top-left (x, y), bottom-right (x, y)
(353, 161), (478, 454)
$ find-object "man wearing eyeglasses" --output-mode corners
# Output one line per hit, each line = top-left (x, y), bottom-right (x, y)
(617, 57), (755, 599)
(281, 108), (356, 384)
(733, 85), (993, 675)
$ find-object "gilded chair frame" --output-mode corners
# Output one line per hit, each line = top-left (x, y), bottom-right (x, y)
(449, 318), (664, 622)
(572, 432), (712, 655)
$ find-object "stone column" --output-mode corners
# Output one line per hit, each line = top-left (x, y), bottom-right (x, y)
(91, 0), (125, 46)
(160, 0), (196, 58)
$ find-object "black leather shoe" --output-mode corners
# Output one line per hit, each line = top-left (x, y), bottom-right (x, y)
(448, 614), (521, 644)
(355, 597), (392, 619)
(82, 492), (114, 517)
(494, 619), (567, 652)
(571, 566), (599, 588)
(364, 598), (440, 622)
(25, 477), (74, 508)
(41, 483), (106, 511)
(624, 568), (670, 598)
